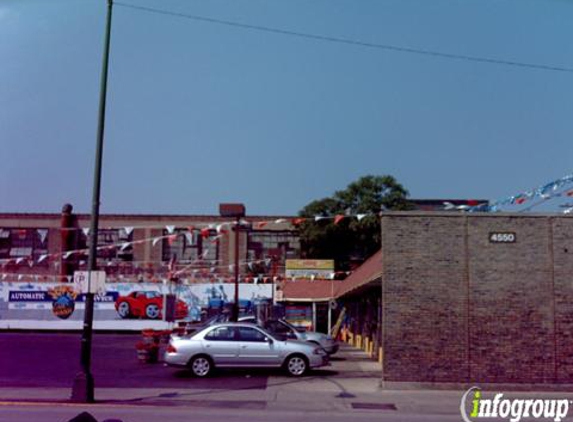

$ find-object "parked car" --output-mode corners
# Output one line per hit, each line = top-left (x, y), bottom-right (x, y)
(165, 322), (329, 377)
(115, 291), (188, 320)
(239, 316), (339, 355)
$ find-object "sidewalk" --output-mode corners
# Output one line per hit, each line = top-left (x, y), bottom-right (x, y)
(2, 345), (571, 417)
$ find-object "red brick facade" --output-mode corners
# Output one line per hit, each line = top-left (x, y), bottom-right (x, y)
(381, 212), (573, 384)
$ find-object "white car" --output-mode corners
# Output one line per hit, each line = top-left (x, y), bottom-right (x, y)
(165, 322), (329, 377)
(239, 316), (340, 355)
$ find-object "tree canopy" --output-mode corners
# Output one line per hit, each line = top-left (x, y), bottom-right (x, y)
(298, 175), (411, 270)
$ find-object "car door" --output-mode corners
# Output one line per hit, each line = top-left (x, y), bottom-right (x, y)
(236, 326), (281, 367)
(201, 326), (240, 366)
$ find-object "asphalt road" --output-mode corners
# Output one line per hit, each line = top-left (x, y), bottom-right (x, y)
(0, 404), (475, 422)
(0, 332), (269, 390)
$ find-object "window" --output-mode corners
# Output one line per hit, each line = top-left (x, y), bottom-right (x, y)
(204, 326), (237, 341)
(162, 228), (218, 263)
(264, 320), (296, 338)
(0, 228), (49, 265)
(238, 326), (267, 342)
(79, 228), (133, 263)
(247, 230), (300, 272)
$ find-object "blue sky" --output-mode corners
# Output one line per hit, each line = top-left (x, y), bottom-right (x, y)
(1, 0), (572, 216)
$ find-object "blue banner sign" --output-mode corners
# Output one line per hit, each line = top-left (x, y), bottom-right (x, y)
(9, 291), (118, 303)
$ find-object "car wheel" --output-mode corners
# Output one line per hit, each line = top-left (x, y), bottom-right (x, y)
(285, 354), (308, 377)
(117, 302), (130, 319)
(145, 304), (160, 319)
(189, 355), (212, 377)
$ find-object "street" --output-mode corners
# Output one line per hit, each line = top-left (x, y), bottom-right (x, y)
(0, 403), (471, 422)
(0, 332), (511, 422)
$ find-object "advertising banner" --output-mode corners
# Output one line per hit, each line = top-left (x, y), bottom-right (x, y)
(0, 281), (272, 330)
(285, 259), (334, 279)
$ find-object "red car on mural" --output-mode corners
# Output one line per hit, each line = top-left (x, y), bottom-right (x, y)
(114, 291), (188, 320)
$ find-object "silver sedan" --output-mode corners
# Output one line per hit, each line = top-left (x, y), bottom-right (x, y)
(165, 322), (329, 377)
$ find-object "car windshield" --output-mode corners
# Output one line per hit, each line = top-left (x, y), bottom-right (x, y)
(281, 319), (306, 333)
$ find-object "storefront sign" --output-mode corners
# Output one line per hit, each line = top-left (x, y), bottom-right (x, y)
(285, 259), (334, 279)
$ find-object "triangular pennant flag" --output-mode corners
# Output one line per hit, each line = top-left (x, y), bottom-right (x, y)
(256, 222), (268, 229)
(15, 257), (25, 265)
(253, 277), (259, 285)
(37, 229), (48, 244)
(82, 228), (90, 237)
(184, 232), (194, 245)
(200, 228), (211, 239)
(443, 202), (455, 210)
(515, 197), (527, 205)
(201, 249), (209, 259)
(120, 242), (130, 251)
(167, 235), (177, 246)
(37, 254), (48, 264)
(166, 225), (176, 234)
(1, 274), (7, 280)
(334, 215), (345, 225)
(66, 275), (73, 283)
(315, 215), (327, 222)
(292, 218), (305, 226)
(274, 219), (286, 224)
(356, 214), (367, 221)
(264, 258), (271, 266)
(28, 260), (34, 268)
(18, 274), (23, 281)
(123, 227), (134, 236)
(216, 224), (228, 235)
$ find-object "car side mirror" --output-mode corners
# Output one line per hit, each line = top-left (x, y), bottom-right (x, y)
(265, 337), (273, 344)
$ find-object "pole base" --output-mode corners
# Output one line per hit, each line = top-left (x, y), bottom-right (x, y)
(71, 371), (95, 403)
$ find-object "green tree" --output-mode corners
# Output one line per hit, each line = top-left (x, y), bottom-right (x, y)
(298, 175), (411, 270)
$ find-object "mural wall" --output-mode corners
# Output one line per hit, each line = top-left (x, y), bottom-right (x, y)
(0, 281), (272, 330)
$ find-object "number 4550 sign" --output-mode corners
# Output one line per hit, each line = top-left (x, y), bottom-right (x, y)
(489, 232), (516, 243)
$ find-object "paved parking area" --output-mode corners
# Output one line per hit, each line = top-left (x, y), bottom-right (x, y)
(0, 332), (381, 394)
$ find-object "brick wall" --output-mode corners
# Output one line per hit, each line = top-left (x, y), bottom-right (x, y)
(381, 212), (573, 384)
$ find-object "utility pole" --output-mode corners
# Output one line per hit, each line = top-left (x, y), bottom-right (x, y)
(231, 216), (240, 322)
(71, 0), (114, 403)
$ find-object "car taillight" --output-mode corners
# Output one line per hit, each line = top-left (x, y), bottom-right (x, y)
(166, 344), (177, 353)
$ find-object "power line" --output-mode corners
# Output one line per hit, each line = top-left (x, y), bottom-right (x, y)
(114, 1), (573, 74)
